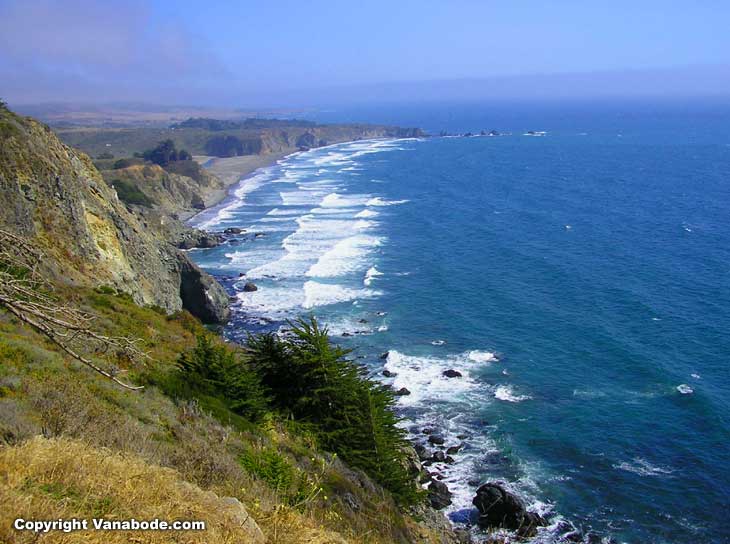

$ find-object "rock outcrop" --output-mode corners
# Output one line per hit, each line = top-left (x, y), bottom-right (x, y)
(0, 106), (229, 323)
(177, 253), (231, 324)
(472, 482), (547, 538)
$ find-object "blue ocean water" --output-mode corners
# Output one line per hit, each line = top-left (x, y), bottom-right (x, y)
(190, 102), (730, 543)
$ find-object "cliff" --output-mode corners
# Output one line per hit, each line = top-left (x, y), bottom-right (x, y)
(0, 105), (229, 323)
(55, 118), (426, 159)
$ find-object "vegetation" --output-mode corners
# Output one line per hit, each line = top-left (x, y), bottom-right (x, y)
(112, 157), (144, 169)
(204, 134), (263, 157)
(176, 334), (268, 422)
(249, 319), (419, 503)
(172, 117), (316, 131)
(109, 178), (154, 207)
(167, 319), (419, 505)
(142, 139), (192, 166)
(0, 285), (435, 543)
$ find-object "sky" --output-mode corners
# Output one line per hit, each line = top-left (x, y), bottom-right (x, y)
(1, 0), (728, 107)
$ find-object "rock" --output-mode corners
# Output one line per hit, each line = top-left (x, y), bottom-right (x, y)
(427, 480), (452, 509)
(446, 444), (463, 455)
(342, 492), (360, 511)
(421, 428), (435, 435)
(379, 351), (389, 360)
(428, 434), (445, 446)
(342, 332), (352, 337)
(223, 227), (242, 234)
(415, 444), (430, 461)
(177, 252), (230, 324)
(220, 497), (265, 543)
(442, 369), (462, 378)
(445, 456), (455, 464)
(358, 318), (368, 323)
(432, 451), (446, 462)
(242, 282), (258, 292)
(453, 528), (473, 544)
(296, 132), (317, 149)
(382, 369), (396, 378)
(395, 387), (411, 396)
(472, 482), (547, 538)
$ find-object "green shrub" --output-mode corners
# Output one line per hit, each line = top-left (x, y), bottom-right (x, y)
(109, 179), (153, 207)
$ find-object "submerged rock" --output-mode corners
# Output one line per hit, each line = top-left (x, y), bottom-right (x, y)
(382, 369), (396, 377)
(472, 482), (547, 538)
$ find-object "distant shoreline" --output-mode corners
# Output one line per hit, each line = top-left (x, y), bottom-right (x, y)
(184, 151), (290, 221)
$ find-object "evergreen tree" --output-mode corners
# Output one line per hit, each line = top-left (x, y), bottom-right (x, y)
(177, 334), (268, 421)
(247, 317), (419, 503)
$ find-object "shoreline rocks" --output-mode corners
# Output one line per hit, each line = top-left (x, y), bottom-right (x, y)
(472, 482), (547, 538)
(428, 480), (453, 509)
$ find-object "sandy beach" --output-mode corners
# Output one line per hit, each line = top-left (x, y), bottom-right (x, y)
(184, 152), (292, 220)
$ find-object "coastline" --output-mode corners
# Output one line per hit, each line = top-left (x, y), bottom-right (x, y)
(181, 152), (290, 221)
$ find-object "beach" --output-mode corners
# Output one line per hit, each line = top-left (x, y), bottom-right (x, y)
(190, 152), (290, 212)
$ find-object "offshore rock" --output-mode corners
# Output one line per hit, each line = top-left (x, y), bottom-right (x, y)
(472, 482), (547, 538)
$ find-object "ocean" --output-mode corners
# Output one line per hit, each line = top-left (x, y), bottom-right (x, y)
(189, 100), (730, 543)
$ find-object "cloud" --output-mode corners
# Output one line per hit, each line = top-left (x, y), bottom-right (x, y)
(0, 0), (227, 103)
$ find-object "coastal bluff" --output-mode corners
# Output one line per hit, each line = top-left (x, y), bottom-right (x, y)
(0, 105), (229, 323)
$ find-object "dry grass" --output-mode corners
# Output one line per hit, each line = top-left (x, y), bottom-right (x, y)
(0, 437), (265, 543)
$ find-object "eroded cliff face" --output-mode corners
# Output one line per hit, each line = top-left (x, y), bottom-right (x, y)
(0, 106), (228, 323)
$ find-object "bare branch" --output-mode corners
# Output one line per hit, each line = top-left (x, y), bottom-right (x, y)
(0, 229), (145, 390)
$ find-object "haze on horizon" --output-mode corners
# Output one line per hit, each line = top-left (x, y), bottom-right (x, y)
(1, 0), (728, 109)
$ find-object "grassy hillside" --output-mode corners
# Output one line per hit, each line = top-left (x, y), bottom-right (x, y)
(0, 287), (457, 543)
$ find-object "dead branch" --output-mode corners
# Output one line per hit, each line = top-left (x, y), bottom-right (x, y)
(0, 229), (145, 390)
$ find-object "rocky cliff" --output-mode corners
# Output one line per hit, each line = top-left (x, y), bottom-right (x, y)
(0, 105), (229, 323)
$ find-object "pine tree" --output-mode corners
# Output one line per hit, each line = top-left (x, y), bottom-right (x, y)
(177, 334), (268, 421)
(247, 317), (419, 504)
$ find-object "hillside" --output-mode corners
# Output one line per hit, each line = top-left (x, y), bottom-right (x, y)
(55, 118), (425, 160)
(0, 105), (463, 543)
(0, 105), (228, 323)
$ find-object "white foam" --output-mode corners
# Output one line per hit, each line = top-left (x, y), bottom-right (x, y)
(303, 281), (379, 309)
(363, 266), (383, 286)
(676, 384), (694, 394)
(266, 207), (304, 216)
(384, 350), (491, 406)
(495, 385), (531, 402)
(614, 457), (674, 476)
(367, 197), (409, 207)
(355, 209), (379, 218)
(467, 350), (497, 363)
(306, 235), (382, 278)
(320, 192), (371, 208)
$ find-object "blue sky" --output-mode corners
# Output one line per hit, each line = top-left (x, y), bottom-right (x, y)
(1, 0), (728, 106)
